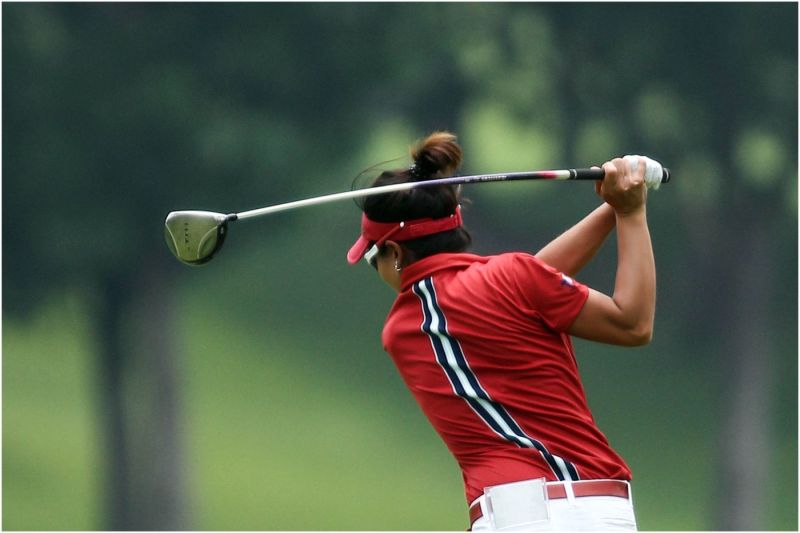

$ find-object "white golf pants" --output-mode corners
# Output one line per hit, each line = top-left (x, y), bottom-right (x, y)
(470, 480), (638, 531)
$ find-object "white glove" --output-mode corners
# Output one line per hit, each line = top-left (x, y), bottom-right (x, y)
(623, 155), (663, 190)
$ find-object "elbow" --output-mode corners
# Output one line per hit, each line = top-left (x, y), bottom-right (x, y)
(624, 322), (653, 346)
(627, 329), (653, 347)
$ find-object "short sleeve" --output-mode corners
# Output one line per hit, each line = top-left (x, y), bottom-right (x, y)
(504, 253), (590, 332)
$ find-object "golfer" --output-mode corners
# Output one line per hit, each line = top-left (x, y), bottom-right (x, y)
(347, 132), (654, 531)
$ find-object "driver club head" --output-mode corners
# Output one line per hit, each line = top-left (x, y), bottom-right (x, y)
(164, 210), (234, 266)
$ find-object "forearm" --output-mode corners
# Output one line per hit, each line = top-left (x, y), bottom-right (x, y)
(610, 208), (656, 340)
(567, 156), (656, 346)
(535, 203), (616, 277)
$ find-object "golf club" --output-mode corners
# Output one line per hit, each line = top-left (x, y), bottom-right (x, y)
(164, 163), (671, 266)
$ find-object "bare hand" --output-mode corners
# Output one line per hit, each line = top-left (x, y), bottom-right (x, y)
(595, 158), (647, 216)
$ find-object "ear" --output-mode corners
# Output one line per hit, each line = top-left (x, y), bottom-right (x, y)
(383, 240), (404, 265)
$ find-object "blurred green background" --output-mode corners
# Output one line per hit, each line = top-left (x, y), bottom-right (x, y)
(3, 2), (797, 531)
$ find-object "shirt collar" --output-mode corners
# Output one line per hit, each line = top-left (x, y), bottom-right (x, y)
(399, 252), (487, 292)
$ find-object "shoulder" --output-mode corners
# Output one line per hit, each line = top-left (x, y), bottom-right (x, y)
(478, 252), (554, 279)
(484, 252), (585, 301)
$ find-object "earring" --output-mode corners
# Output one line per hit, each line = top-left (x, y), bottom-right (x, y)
(394, 261), (402, 272)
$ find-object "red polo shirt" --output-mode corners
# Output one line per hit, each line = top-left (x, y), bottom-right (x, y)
(382, 252), (631, 504)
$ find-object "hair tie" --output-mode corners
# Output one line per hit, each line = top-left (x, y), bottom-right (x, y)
(409, 162), (424, 180)
(409, 160), (436, 181)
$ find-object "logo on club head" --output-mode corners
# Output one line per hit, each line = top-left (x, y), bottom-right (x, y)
(183, 222), (190, 247)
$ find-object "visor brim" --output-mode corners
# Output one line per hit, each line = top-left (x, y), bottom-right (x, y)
(347, 235), (371, 265)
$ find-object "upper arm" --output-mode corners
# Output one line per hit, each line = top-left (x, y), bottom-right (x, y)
(500, 253), (651, 346)
(568, 288), (653, 346)
(505, 254), (590, 332)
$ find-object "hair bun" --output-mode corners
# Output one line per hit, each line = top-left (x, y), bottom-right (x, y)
(409, 131), (463, 181)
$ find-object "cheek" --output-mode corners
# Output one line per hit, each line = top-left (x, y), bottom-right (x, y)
(376, 262), (392, 283)
(375, 257), (399, 286)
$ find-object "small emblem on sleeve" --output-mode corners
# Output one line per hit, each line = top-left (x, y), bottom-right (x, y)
(561, 273), (576, 288)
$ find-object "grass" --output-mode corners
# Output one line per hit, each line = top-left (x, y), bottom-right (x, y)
(3, 290), (797, 530)
(3, 295), (101, 530)
(179, 303), (466, 529)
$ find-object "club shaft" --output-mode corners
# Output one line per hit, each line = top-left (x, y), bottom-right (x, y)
(233, 167), (669, 221)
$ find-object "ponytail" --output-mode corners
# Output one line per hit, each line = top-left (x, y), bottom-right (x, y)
(408, 131), (463, 181)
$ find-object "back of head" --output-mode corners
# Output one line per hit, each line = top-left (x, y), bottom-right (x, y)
(360, 131), (472, 262)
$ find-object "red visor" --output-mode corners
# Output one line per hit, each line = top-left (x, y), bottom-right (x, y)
(346, 206), (463, 265)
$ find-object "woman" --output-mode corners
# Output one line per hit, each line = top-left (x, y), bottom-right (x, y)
(346, 132), (655, 531)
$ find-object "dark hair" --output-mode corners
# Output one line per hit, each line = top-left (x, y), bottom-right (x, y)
(359, 131), (472, 264)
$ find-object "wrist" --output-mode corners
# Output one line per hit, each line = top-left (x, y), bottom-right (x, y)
(614, 205), (646, 220)
(597, 202), (617, 228)
(602, 203), (618, 219)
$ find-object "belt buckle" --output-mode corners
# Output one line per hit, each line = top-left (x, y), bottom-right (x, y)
(484, 478), (550, 530)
